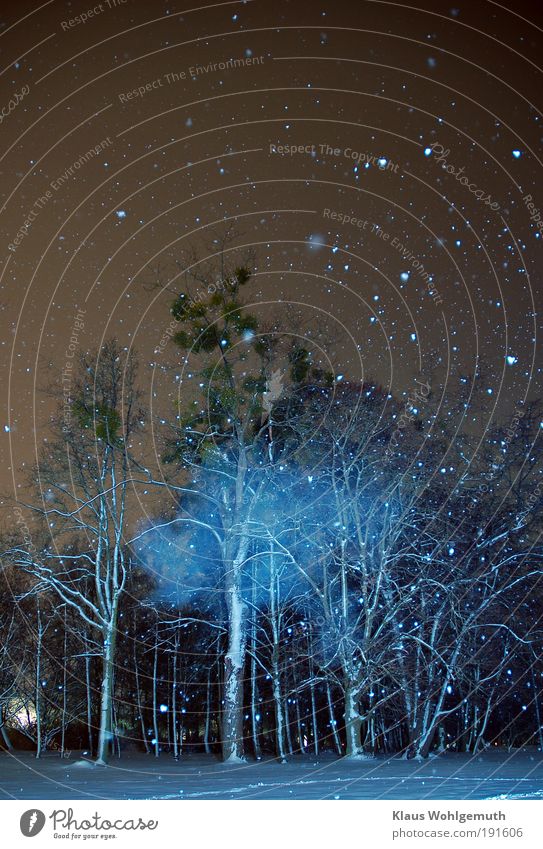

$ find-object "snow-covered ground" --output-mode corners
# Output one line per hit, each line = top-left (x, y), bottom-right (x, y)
(1, 750), (542, 800)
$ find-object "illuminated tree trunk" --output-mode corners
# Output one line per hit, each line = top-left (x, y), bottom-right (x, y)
(152, 625), (160, 757)
(172, 637), (179, 759)
(268, 543), (287, 762)
(250, 567), (261, 759)
(284, 695), (294, 756)
(60, 607), (67, 757)
(0, 713), (13, 751)
(96, 618), (117, 765)
(295, 691), (305, 753)
(83, 632), (93, 754)
(34, 602), (43, 759)
(204, 667), (212, 755)
(344, 682), (363, 757)
(308, 631), (319, 754)
(133, 624), (149, 754)
(222, 584), (247, 761)
(327, 682), (342, 755)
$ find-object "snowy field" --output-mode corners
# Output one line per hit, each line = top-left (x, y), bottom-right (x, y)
(1, 750), (542, 800)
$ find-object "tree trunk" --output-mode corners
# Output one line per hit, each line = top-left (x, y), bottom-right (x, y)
(271, 653), (287, 762)
(221, 585), (247, 762)
(204, 667), (212, 755)
(327, 683), (342, 755)
(60, 607), (67, 757)
(172, 643), (179, 759)
(83, 634), (93, 755)
(284, 695), (294, 756)
(295, 692), (305, 753)
(250, 568), (261, 760)
(344, 682), (363, 757)
(531, 667), (543, 752)
(0, 716), (13, 751)
(308, 648), (319, 754)
(95, 619), (117, 765)
(133, 632), (149, 754)
(35, 603), (43, 759)
(152, 626), (160, 757)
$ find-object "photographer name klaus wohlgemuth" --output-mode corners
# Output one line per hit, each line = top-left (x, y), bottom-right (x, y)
(50, 808), (158, 833)
(392, 810), (505, 823)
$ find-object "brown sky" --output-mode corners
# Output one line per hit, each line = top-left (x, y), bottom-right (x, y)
(1, 0), (542, 518)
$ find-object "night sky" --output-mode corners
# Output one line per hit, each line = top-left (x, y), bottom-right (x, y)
(1, 0), (542, 515)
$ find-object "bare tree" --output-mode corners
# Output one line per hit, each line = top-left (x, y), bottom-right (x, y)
(6, 341), (146, 764)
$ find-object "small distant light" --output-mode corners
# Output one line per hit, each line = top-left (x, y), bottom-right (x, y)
(116, 210), (127, 219)
(424, 147), (432, 156)
(506, 355), (517, 366)
(159, 704), (168, 713)
(378, 158), (387, 167)
(336, 374), (344, 382)
(512, 149), (522, 158)
(400, 272), (409, 281)
(410, 333), (416, 342)
(4, 425), (10, 433)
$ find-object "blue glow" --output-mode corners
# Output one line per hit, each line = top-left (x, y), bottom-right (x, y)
(512, 150), (522, 158)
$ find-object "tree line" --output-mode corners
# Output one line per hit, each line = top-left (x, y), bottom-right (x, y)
(2, 247), (543, 763)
